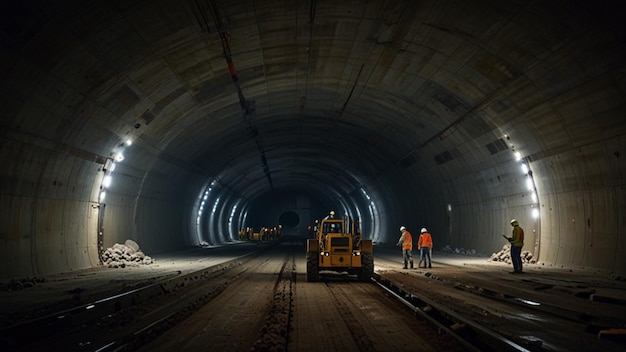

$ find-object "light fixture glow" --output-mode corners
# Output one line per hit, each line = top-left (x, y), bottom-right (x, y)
(102, 175), (112, 188)
(99, 191), (106, 202)
(521, 163), (529, 174)
(109, 163), (116, 172)
(125, 139), (132, 146)
(115, 153), (124, 162)
(526, 177), (534, 191)
(531, 208), (539, 219)
(514, 152), (522, 161)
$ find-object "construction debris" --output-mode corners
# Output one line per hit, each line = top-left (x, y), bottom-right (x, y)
(490, 243), (536, 264)
(440, 245), (482, 257)
(102, 239), (154, 268)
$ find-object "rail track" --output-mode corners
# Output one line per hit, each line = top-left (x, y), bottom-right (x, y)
(371, 255), (626, 352)
(0, 245), (278, 352)
(2, 243), (624, 352)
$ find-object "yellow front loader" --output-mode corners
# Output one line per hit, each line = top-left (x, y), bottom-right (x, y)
(306, 211), (373, 282)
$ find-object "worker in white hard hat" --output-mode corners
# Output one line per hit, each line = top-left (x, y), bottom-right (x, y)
(506, 219), (525, 273)
(417, 227), (433, 268)
(396, 226), (414, 269)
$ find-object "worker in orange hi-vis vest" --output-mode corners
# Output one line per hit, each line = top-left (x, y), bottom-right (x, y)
(417, 227), (433, 268)
(396, 226), (414, 269)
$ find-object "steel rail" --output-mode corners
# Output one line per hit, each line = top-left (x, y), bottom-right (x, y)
(372, 273), (531, 352)
(0, 248), (267, 351)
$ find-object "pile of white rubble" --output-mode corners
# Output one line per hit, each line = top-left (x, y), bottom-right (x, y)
(102, 239), (154, 268)
(490, 243), (536, 264)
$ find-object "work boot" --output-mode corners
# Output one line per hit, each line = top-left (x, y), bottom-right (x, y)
(410, 261), (414, 269)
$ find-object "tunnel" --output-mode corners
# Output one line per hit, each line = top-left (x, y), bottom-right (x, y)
(1, 0), (625, 282)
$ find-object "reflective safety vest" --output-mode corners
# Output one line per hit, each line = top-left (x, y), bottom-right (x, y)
(418, 232), (433, 249)
(402, 231), (413, 250)
(511, 226), (524, 247)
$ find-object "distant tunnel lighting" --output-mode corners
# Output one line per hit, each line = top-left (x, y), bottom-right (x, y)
(125, 139), (132, 146)
(531, 208), (539, 219)
(102, 175), (112, 188)
(115, 153), (124, 162)
(212, 197), (220, 214)
(514, 151), (522, 161)
(447, 204), (452, 211)
(531, 192), (538, 203)
(99, 191), (106, 202)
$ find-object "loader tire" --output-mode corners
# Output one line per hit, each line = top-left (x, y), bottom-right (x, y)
(306, 252), (319, 282)
(359, 252), (374, 281)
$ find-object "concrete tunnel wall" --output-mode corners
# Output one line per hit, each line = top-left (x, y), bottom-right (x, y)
(1, 0), (625, 281)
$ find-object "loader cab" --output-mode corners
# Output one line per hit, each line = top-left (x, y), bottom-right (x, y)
(323, 221), (343, 234)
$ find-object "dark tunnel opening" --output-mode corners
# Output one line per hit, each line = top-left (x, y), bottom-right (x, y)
(278, 211), (300, 228)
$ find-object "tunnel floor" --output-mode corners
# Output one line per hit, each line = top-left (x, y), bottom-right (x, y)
(1, 241), (625, 351)
(3, 243), (623, 315)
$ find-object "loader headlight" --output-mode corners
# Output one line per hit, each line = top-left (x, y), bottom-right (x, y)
(352, 252), (360, 256)
(324, 252), (329, 256)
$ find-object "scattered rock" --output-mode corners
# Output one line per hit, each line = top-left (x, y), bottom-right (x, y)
(440, 245), (483, 257)
(0, 277), (47, 291)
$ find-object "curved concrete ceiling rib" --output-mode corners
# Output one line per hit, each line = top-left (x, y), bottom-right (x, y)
(1, 0), (625, 280)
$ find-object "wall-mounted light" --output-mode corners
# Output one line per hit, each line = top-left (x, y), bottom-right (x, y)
(520, 163), (529, 174)
(99, 191), (106, 202)
(525, 177), (534, 191)
(114, 153), (124, 162)
(514, 151), (522, 161)
(531, 208), (539, 219)
(102, 175), (112, 188)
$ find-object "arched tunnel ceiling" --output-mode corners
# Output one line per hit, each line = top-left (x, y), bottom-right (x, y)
(2, 0), (626, 278)
(4, 0), (623, 203)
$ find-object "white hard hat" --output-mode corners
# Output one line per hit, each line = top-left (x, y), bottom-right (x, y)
(420, 227), (428, 233)
(399, 226), (406, 231)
